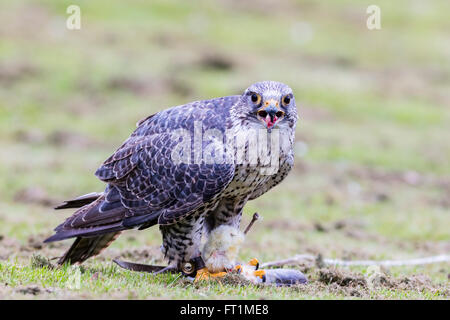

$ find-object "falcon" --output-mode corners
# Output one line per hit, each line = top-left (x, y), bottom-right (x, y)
(45, 81), (298, 279)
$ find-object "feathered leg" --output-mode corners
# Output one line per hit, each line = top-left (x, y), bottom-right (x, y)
(159, 212), (204, 269)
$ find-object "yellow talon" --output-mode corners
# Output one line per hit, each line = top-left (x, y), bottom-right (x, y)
(194, 268), (210, 282)
(253, 270), (266, 279)
(194, 268), (227, 282)
(210, 271), (227, 278)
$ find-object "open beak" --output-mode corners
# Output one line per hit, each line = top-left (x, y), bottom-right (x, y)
(257, 100), (284, 130)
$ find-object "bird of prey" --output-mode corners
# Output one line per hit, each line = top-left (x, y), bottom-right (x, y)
(45, 81), (298, 278)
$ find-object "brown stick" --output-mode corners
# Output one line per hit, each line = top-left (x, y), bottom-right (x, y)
(260, 254), (450, 269)
(244, 212), (260, 234)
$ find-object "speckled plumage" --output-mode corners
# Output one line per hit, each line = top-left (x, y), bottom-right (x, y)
(45, 81), (298, 268)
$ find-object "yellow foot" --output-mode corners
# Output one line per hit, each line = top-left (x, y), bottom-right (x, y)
(194, 268), (227, 282)
(194, 258), (264, 283)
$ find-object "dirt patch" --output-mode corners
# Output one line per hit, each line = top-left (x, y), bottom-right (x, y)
(220, 272), (253, 287)
(0, 4), (52, 40)
(118, 246), (164, 263)
(392, 274), (430, 290)
(347, 167), (424, 186)
(219, 0), (305, 16)
(178, 272), (253, 289)
(346, 166), (450, 192)
(317, 268), (367, 287)
(0, 61), (40, 87)
(266, 220), (309, 232)
(13, 187), (56, 207)
(106, 74), (194, 98)
(431, 196), (450, 209)
(47, 130), (101, 149)
(283, 266), (449, 299)
(166, 76), (194, 97)
(311, 267), (448, 298)
(0, 236), (21, 260)
(106, 75), (168, 96)
(15, 285), (42, 296)
(374, 67), (450, 108)
(13, 285), (54, 296)
(30, 253), (55, 269)
(197, 53), (234, 71)
(302, 162), (450, 191)
(13, 129), (46, 144)
(300, 105), (336, 122)
(384, 274), (448, 297)
(333, 219), (367, 231)
(26, 235), (46, 250)
(266, 219), (368, 235)
(12, 128), (100, 150)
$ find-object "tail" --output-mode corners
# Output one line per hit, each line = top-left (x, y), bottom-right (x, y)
(47, 191), (126, 265)
(57, 232), (122, 265)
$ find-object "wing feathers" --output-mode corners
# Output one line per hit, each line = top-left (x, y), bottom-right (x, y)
(54, 192), (102, 210)
(47, 96), (239, 249)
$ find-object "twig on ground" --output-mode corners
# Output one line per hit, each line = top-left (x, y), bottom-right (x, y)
(261, 254), (450, 268)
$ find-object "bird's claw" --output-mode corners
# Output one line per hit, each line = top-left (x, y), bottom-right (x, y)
(194, 267), (227, 282)
(194, 258), (263, 282)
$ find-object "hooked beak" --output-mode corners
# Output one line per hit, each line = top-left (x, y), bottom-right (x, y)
(257, 100), (284, 130)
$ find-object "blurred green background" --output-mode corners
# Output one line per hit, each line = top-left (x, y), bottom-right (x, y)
(0, 0), (449, 299)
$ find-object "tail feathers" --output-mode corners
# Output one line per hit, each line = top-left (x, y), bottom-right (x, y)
(44, 221), (125, 243)
(58, 232), (122, 265)
(45, 194), (127, 243)
(55, 192), (103, 210)
(48, 189), (158, 265)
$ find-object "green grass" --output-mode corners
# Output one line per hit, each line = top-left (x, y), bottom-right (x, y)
(0, 0), (449, 299)
(0, 258), (447, 300)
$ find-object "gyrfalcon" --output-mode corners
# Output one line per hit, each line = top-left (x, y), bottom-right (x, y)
(45, 81), (298, 277)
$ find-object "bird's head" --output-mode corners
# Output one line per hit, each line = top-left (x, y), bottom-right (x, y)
(235, 81), (298, 131)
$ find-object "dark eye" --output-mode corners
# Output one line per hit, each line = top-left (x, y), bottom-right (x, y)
(282, 95), (291, 106)
(250, 93), (261, 105)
